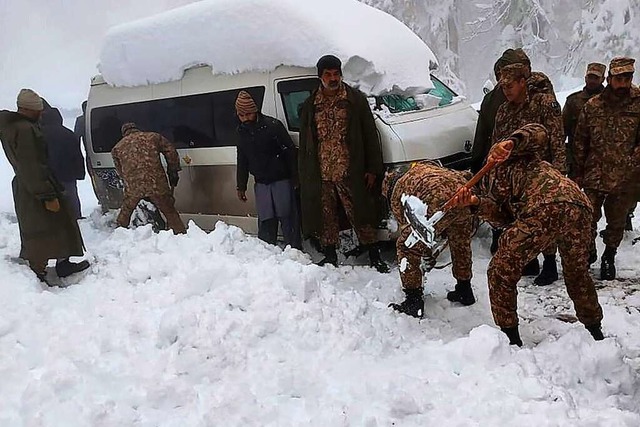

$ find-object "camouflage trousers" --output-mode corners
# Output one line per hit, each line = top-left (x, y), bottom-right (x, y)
(396, 218), (473, 290)
(488, 202), (603, 328)
(117, 193), (186, 235)
(319, 180), (377, 247)
(585, 189), (637, 249)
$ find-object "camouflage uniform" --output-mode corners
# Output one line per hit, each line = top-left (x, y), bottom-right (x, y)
(562, 63), (606, 178)
(477, 124), (603, 329)
(384, 162), (473, 290)
(573, 58), (640, 251)
(314, 85), (376, 246)
(111, 124), (186, 234)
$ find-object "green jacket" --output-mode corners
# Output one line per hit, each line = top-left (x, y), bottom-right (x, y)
(0, 111), (84, 264)
(298, 83), (384, 238)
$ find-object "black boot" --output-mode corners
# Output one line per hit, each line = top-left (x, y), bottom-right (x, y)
(585, 323), (604, 341)
(588, 247), (597, 266)
(446, 279), (476, 306)
(55, 259), (90, 278)
(368, 244), (390, 273)
(500, 326), (523, 346)
(522, 257), (540, 277)
(625, 213), (633, 231)
(389, 288), (424, 318)
(534, 255), (559, 286)
(317, 246), (338, 267)
(600, 246), (616, 281)
(490, 229), (503, 255)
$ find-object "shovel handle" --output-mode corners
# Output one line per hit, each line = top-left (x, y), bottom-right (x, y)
(441, 159), (498, 211)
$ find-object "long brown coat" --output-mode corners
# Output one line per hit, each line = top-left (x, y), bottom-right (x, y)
(0, 111), (84, 265)
(298, 83), (384, 238)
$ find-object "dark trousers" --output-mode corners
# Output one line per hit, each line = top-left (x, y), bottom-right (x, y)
(61, 180), (82, 219)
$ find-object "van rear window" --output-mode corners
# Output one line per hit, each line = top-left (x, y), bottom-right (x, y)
(90, 86), (266, 153)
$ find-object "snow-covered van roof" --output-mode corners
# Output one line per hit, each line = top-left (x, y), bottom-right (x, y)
(97, 0), (438, 96)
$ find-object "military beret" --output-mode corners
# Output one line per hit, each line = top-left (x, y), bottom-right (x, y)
(586, 62), (606, 78)
(609, 57), (635, 76)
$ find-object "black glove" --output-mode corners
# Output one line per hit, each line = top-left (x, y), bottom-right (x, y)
(168, 170), (179, 187)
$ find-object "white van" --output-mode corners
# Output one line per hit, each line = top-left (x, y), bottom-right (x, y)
(86, 64), (477, 234)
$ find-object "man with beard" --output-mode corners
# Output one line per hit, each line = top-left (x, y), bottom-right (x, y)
(562, 63), (607, 179)
(235, 90), (301, 249)
(298, 55), (388, 273)
(573, 57), (640, 280)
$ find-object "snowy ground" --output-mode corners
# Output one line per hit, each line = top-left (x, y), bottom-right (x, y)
(0, 205), (639, 426)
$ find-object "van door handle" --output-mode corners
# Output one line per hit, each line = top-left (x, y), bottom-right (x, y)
(182, 155), (192, 165)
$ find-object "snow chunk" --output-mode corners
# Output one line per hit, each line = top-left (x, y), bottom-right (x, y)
(98, 0), (438, 95)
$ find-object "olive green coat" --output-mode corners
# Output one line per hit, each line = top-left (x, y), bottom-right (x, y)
(0, 111), (84, 265)
(298, 84), (384, 238)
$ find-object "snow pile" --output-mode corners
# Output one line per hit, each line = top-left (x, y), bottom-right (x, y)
(1, 212), (640, 425)
(98, 0), (437, 95)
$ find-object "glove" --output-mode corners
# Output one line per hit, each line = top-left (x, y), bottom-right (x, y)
(168, 170), (179, 187)
(44, 198), (61, 212)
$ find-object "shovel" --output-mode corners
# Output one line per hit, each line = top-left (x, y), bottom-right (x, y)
(402, 159), (499, 248)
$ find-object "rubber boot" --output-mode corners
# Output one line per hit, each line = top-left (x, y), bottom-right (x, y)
(446, 279), (476, 306)
(522, 257), (540, 277)
(368, 244), (390, 273)
(389, 288), (424, 318)
(317, 245), (338, 267)
(55, 259), (90, 278)
(534, 255), (558, 286)
(500, 326), (523, 346)
(585, 323), (604, 341)
(600, 246), (616, 281)
(490, 228), (503, 255)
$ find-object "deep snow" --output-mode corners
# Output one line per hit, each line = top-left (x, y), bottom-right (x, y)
(0, 208), (639, 425)
(98, 0), (437, 95)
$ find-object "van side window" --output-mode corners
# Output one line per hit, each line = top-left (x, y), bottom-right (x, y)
(90, 86), (266, 153)
(277, 78), (319, 131)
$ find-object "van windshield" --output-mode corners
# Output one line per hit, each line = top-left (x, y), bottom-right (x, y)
(376, 75), (456, 113)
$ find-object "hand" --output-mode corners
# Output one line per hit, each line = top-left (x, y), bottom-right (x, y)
(365, 173), (377, 191)
(487, 140), (514, 164)
(449, 187), (479, 208)
(44, 198), (61, 212)
(168, 170), (179, 187)
(237, 190), (247, 202)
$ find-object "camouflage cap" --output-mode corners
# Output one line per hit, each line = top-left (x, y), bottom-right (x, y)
(499, 63), (528, 85)
(609, 57), (635, 75)
(121, 122), (138, 136)
(586, 62), (606, 78)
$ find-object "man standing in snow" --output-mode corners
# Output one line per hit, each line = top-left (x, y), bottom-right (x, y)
(382, 162), (476, 318)
(492, 63), (566, 287)
(111, 123), (186, 234)
(41, 100), (85, 219)
(451, 124), (604, 346)
(298, 54), (388, 273)
(562, 63), (607, 179)
(573, 57), (640, 280)
(0, 89), (89, 282)
(235, 90), (301, 249)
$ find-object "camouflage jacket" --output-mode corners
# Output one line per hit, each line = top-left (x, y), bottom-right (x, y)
(111, 130), (180, 197)
(386, 162), (472, 236)
(562, 86), (605, 178)
(527, 71), (556, 99)
(573, 86), (640, 192)
(314, 84), (350, 182)
(478, 124), (591, 228)
(492, 91), (566, 174)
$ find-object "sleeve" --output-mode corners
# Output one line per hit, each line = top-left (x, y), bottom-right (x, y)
(470, 95), (492, 173)
(111, 147), (123, 178)
(543, 98), (567, 174)
(274, 119), (298, 185)
(359, 92), (384, 175)
(14, 127), (58, 201)
(572, 107), (590, 182)
(476, 196), (513, 227)
(236, 142), (249, 192)
(158, 134), (181, 173)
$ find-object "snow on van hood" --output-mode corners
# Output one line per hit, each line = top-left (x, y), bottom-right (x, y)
(97, 0), (438, 95)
